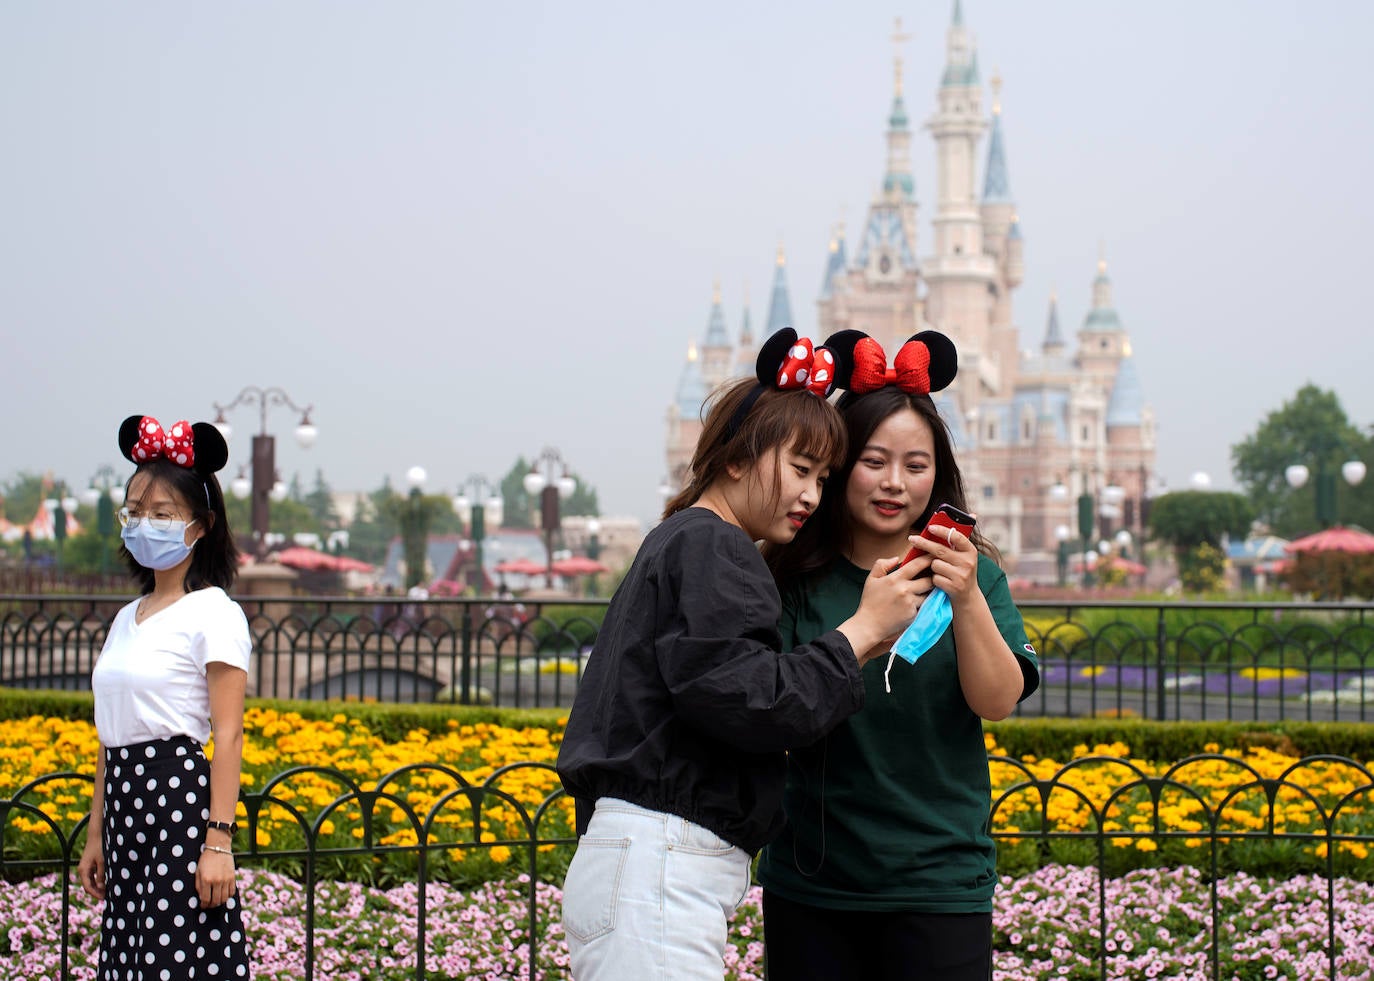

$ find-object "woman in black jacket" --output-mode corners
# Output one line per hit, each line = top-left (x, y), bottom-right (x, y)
(557, 332), (926, 980)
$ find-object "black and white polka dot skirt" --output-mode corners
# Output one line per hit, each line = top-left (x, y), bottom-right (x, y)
(100, 734), (250, 981)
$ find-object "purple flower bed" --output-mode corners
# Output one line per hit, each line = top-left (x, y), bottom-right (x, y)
(1038, 659), (1366, 699)
(7, 866), (1371, 980)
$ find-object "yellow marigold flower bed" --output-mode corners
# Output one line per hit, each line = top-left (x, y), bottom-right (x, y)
(4, 712), (1370, 882)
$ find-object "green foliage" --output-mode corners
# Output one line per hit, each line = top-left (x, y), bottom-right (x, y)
(498, 458), (600, 528)
(57, 529), (120, 575)
(1178, 541), (1226, 593)
(562, 477), (599, 518)
(0, 472), (48, 526)
(303, 469), (339, 531)
(984, 717), (1374, 762)
(1232, 384), (1373, 536)
(1147, 490), (1253, 551)
(1285, 551), (1374, 600)
(345, 484), (398, 565)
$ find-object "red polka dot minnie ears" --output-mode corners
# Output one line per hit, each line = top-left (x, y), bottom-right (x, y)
(822, 329), (958, 396)
(118, 415), (229, 478)
(723, 328), (839, 442)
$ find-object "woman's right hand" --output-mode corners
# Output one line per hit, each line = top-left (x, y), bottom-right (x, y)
(837, 553), (930, 664)
(78, 835), (105, 901)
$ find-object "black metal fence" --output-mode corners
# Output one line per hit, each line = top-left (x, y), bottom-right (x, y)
(3, 595), (1373, 721)
(5, 755), (1371, 980)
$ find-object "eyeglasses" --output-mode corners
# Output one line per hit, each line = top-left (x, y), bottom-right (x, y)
(117, 507), (185, 532)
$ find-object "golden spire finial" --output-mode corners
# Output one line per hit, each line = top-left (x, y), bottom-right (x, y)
(892, 17), (912, 98)
(837, 214), (846, 240)
(990, 69), (1003, 115)
(712, 279), (721, 304)
(687, 341), (698, 362)
(1050, 285), (1058, 303)
(1097, 239), (1108, 275)
(776, 240), (787, 267)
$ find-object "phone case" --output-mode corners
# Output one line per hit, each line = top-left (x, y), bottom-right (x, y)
(899, 505), (977, 568)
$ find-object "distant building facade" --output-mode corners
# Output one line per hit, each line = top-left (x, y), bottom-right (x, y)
(665, 2), (1157, 578)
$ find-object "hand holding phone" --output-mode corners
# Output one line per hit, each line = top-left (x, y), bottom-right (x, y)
(899, 503), (977, 569)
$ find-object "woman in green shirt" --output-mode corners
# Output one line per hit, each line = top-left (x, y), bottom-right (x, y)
(760, 331), (1040, 980)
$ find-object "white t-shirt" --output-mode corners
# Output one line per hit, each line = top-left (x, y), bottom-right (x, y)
(92, 587), (252, 747)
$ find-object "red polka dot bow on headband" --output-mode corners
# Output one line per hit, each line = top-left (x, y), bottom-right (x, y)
(773, 336), (837, 397)
(132, 417), (197, 467)
(822, 329), (958, 396)
(118, 415), (230, 477)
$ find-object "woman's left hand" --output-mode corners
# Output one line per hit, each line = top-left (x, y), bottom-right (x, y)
(910, 523), (979, 599)
(196, 848), (236, 909)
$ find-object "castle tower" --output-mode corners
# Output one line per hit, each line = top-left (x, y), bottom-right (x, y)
(733, 283), (755, 376)
(923, 0), (1000, 400)
(699, 281), (734, 387)
(1076, 251), (1130, 387)
(764, 243), (796, 338)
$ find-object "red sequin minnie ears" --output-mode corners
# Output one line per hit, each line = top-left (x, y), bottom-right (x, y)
(118, 415), (229, 478)
(723, 328), (839, 442)
(822, 329), (958, 396)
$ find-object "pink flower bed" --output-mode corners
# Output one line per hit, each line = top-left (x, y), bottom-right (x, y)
(6, 865), (1371, 980)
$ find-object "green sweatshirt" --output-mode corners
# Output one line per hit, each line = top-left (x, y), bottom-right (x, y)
(757, 554), (1039, 912)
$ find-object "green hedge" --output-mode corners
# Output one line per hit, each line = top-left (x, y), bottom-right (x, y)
(985, 716), (1374, 762)
(0, 688), (567, 743)
(2, 688), (1369, 762)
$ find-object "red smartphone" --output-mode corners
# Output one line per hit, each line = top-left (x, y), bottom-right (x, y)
(898, 503), (977, 569)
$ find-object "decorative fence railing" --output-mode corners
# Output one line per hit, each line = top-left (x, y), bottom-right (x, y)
(5, 755), (1372, 980)
(3, 595), (1373, 721)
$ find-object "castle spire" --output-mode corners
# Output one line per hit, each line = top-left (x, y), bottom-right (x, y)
(981, 70), (1012, 202)
(883, 17), (915, 200)
(765, 243), (795, 337)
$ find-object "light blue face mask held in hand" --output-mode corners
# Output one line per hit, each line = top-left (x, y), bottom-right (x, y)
(883, 588), (951, 692)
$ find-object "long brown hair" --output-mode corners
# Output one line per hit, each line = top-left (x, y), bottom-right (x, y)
(766, 386), (999, 588)
(663, 377), (847, 519)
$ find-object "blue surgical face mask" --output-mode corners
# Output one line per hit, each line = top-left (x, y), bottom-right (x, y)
(883, 588), (953, 693)
(121, 519), (199, 571)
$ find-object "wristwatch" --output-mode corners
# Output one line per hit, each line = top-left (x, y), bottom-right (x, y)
(206, 820), (239, 837)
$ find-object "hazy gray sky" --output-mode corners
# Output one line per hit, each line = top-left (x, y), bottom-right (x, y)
(4, 1), (1372, 524)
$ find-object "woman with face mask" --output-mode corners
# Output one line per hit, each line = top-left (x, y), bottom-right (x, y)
(77, 415), (252, 981)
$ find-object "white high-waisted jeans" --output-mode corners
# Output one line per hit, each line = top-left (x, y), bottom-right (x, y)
(561, 798), (753, 980)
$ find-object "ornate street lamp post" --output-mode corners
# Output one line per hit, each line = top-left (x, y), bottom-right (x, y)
(453, 474), (503, 594)
(399, 466), (435, 591)
(81, 465), (125, 574)
(1054, 524), (1071, 587)
(212, 387), (316, 559)
(1285, 459), (1367, 529)
(523, 448), (576, 580)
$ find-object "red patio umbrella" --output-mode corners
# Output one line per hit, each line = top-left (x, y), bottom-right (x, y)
(493, 557), (549, 576)
(273, 546), (375, 573)
(551, 555), (610, 577)
(1284, 526), (1374, 554)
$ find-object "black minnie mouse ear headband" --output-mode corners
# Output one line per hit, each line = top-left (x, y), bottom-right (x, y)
(822, 329), (958, 396)
(118, 414), (230, 502)
(722, 328), (840, 442)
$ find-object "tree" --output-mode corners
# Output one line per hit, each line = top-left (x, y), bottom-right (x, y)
(343, 489), (395, 565)
(563, 476), (600, 518)
(1148, 491), (1254, 551)
(0, 472), (50, 527)
(303, 469), (339, 531)
(499, 457), (600, 527)
(1232, 385), (1372, 537)
(1148, 490), (1254, 594)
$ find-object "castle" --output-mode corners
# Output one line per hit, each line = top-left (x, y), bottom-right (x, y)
(665, 2), (1156, 580)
